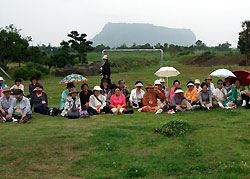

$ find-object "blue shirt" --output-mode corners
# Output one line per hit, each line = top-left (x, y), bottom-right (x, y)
(0, 95), (13, 111)
(60, 90), (69, 110)
(8, 96), (32, 115)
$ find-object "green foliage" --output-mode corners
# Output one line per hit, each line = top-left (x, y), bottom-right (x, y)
(12, 62), (49, 80)
(68, 31), (94, 64)
(238, 20), (250, 58)
(155, 119), (192, 137)
(177, 50), (194, 57)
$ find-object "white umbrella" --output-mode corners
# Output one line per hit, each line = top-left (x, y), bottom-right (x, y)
(154, 67), (180, 86)
(210, 68), (236, 78)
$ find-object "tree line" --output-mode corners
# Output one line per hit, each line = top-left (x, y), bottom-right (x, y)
(0, 21), (249, 72)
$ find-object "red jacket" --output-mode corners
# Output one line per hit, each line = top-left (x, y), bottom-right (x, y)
(110, 93), (126, 109)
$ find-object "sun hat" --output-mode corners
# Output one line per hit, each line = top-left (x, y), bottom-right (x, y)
(154, 80), (161, 86)
(135, 83), (143, 87)
(175, 89), (184, 94)
(159, 78), (165, 83)
(187, 82), (195, 87)
(2, 87), (11, 93)
(93, 86), (102, 91)
(102, 55), (109, 60)
(145, 83), (154, 89)
(69, 88), (79, 94)
(0, 77), (5, 81)
(194, 79), (201, 84)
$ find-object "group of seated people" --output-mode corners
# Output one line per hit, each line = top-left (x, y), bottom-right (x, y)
(0, 74), (250, 123)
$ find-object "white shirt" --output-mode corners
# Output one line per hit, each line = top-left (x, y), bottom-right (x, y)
(129, 88), (145, 105)
(10, 84), (24, 92)
(213, 88), (227, 100)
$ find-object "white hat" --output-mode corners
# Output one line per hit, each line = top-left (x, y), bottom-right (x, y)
(159, 78), (165, 83)
(175, 89), (184, 94)
(187, 82), (194, 87)
(93, 86), (102, 91)
(0, 77), (4, 81)
(102, 55), (109, 60)
(154, 80), (161, 86)
(194, 79), (200, 84)
(135, 83), (143, 87)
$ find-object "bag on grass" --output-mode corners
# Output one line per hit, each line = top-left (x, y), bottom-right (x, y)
(67, 108), (80, 119)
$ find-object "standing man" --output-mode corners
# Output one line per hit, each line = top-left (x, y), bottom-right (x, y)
(100, 55), (111, 86)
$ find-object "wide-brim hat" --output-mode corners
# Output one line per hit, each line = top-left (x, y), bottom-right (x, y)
(69, 88), (79, 94)
(194, 79), (201, 84)
(102, 55), (109, 60)
(159, 78), (165, 83)
(0, 77), (5, 81)
(187, 82), (195, 87)
(135, 83), (143, 87)
(145, 83), (154, 89)
(175, 89), (184, 94)
(154, 80), (161, 86)
(93, 86), (102, 91)
(2, 87), (11, 93)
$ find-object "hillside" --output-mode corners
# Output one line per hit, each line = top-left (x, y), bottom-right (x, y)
(92, 22), (196, 47)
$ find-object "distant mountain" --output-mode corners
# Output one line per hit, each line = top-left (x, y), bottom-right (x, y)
(91, 23), (196, 47)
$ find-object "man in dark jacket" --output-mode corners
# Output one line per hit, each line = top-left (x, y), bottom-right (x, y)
(101, 55), (111, 86)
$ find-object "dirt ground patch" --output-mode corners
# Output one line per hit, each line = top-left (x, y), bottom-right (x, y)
(184, 55), (244, 66)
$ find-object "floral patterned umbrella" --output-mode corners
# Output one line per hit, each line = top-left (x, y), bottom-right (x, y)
(59, 74), (88, 84)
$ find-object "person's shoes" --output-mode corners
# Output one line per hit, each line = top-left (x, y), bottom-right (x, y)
(218, 102), (224, 108)
(12, 118), (18, 122)
(19, 116), (28, 124)
(155, 109), (163, 114)
(52, 108), (59, 116)
(242, 100), (246, 107)
(138, 108), (142, 112)
(0, 114), (5, 123)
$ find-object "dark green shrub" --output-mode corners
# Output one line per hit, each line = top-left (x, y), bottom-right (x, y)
(155, 119), (192, 137)
(12, 62), (49, 80)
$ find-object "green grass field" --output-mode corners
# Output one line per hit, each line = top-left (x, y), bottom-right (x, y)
(0, 53), (250, 178)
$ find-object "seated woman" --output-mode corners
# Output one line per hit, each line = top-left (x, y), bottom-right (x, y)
(231, 78), (245, 106)
(224, 80), (233, 100)
(28, 76), (40, 98)
(169, 80), (180, 103)
(213, 80), (227, 108)
(159, 78), (169, 99)
(31, 85), (58, 116)
(184, 81), (199, 105)
(170, 88), (192, 111)
(0, 77), (7, 98)
(5, 89), (32, 123)
(241, 83), (250, 107)
(61, 88), (82, 117)
(60, 83), (75, 111)
(194, 79), (202, 93)
(87, 86), (110, 115)
(141, 83), (164, 114)
(154, 80), (167, 106)
(129, 81), (145, 108)
(10, 78), (24, 92)
(110, 87), (127, 114)
(100, 79), (110, 99)
(0, 87), (14, 122)
(198, 82), (213, 110)
(79, 83), (93, 111)
(119, 80), (130, 103)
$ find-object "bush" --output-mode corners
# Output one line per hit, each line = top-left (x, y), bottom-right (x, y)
(155, 119), (192, 137)
(12, 62), (49, 80)
(177, 50), (194, 57)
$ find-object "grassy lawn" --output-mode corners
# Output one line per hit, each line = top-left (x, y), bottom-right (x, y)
(0, 54), (250, 178)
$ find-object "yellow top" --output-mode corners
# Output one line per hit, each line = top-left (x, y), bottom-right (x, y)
(184, 89), (198, 103)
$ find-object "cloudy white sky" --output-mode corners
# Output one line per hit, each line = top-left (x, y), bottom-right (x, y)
(1, 0), (249, 47)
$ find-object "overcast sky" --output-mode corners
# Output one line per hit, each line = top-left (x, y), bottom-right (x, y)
(1, 0), (249, 47)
